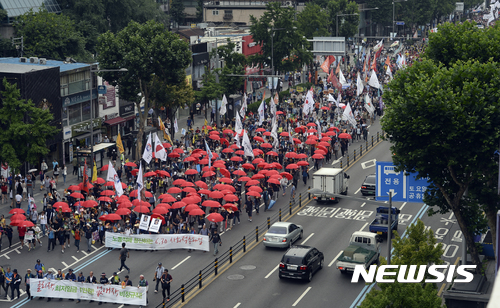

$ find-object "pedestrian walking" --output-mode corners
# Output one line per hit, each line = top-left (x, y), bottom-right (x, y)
(160, 269), (173, 303)
(210, 229), (222, 255)
(245, 197), (253, 222)
(74, 226), (81, 252)
(84, 223), (92, 252)
(119, 242), (130, 274)
(10, 269), (21, 300)
(47, 224), (56, 251)
(153, 262), (165, 293)
(62, 164), (67, 184)
(138, 274), (149, 307)
(4, 267), (12, 299)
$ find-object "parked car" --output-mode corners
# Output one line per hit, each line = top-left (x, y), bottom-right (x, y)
(279, 245), (324, 282)
(263, 222), (303, 248)
(360, 174), (376, 196)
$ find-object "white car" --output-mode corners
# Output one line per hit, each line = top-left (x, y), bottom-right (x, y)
(263, 222), (303, 248)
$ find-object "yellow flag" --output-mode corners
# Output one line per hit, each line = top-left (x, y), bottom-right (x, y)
(116, 132), (124, 154)
(92, 161), (97, 183)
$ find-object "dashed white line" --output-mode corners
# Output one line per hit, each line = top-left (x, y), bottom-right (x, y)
(329, 251), (343, 267)
(72, 256), (78, 261)
(171, 256), (191, 270)
(359, 223), (368, 232)
(265, 265), (279, 279)
(234, 303), (241, 308)
(14, 249), (20, 254)
(400, 202), (407, 210)
(62, 261), (68, 267)
(300, 233), (314, 245)
(1, 254), (10, 259)
(354, 187), (361, 195)
(360, 202), (366, 208)
(292, 287), (312, 306)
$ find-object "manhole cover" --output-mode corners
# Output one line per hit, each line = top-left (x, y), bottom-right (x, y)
(227, 274), (245, 280)
(240, 265), (256, 270)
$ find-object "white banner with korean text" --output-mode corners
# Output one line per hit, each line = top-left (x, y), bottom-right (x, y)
(31, 279), (147, 305)
(104, 232), (210, 251)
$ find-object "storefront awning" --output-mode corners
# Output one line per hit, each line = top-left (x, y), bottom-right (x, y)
(104, 117), (126, 126)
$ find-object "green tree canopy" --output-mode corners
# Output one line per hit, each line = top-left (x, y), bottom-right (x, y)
(327, 0), (359, 37)
(210, 39), (246, 96)
(170, 0), (186, 28)
(14, 7), (89, 61)
(250, 2), (312, 74)
(96, 20), (191, 159)
(297, 3), (330, 39)
(0, 78), (59, 172)
(381, 57), (500, 270)
(359, 220), (444, 308)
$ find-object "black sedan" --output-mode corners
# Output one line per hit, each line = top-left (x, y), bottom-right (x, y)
(279, 245), (324, 282)
(361, 174), (376, 196)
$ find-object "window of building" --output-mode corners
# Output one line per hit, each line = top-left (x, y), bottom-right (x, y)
(68, 104), (81, 125)
(224, 10), (232, 15)
(212, 10), (218, 15)
(62, 107), (68, 127)
(81, 101), (91, 122)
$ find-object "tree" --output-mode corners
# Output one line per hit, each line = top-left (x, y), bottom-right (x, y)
(170, 0), (186, 29)
(196, 0), (204, 23)
(211, 39), (246, 96)
(14, 8), (89, 61)
(400, 0), (436, 29)
(250, 2), (312, 74)
(195, 68), (223, 119)
(96, 20), (191, 160)
(0, 78), (59, 172)
(327, 0), (359, 37)
(297, 3), (330, 39)
(359, 220), (444, 308)
(381, 57), (500, 271)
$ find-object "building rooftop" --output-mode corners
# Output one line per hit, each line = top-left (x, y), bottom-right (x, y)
(0, 57), (92, 73)
(0, 0), (61, 18)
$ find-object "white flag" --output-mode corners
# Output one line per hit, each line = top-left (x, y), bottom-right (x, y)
(205, 140), (213, 169)
(154, 133), (167, 161)
(356, 73), (364, 96)
(303, 89), (315, 115)
(234, 134), (241, 149)
(342, 103), (357, 127)
(242, 130), (254, 158)
(240, 93), (248, 118)
(142, 132), (153, 164)
(368, 70), (381, 89)
(136, 162), (143, 201)
(271, 118), (279, 150)
(327, 93), (336, 103)
(315, 120), (322, 139)
(386, 65), (393, 80)
(174, 118), (178, 134)
(258, 100), (265, 126)
(270, 93), (278, 116)
(288, 127), (294, 145)
(106, 161), (124, 197)
(235, 111), (243, 134)
(373, 39), (384, 52)
(339, 68), (347, 86)
(220, 94), (228, 116)
(364, 94), (375, 115)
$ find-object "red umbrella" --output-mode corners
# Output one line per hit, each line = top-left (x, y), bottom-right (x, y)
(222, 148), (234, 153)
(168, 187), (182, 194)
(209, 191), (224, 199)
(9, 208), (25, 215)
(253, 149), (264, 155)
(246, 191), (261, 197)
(230, 156), (243, 162)
(321, 106), (329, 110)
(131, 169), (139, 176)
(185, 169), (198, 175)
(157, 203), (172, 210)
(223, 194), (239, 202)
(252, 158), (264, 164)
(280, 172), (293, 180)
(209, 130), (220, 135)
(157, 170), (170, 177)
(270, 174), (283, 180)
(18, 221), (35, 228)
(206, 213), (224, 223)
(83, 200), (98, 208)
(267, 178), (280, 184)
(242, 163), (255, 170)
(189, 208), (206, 216)
(276, 111), (284, 115)
(199, 159), (209, 165)
(266, 170), (279, 176)
(315, 149), (326, 156)
(134, 206), (150, 214)
(118, 202), (133, 208)
(246, 180), (260, 186)
(233, 170), (247, 176)
(239, 176), (251, 182)
(297, 160), (310, 166)
(203, 171), (216, 177)
(163, 142), (172, 148)
(181, 181), (195, 187)
(339, 133), (352, 139)
(202, 200), (221, 208)
(325, 131), (337, 136)
(263, 132), (271, 136)
(132, 199), (151, 207)
(70, 192), (84, 199)
(286, 164), (299, 169)
(104, 181), (114, 187)
(168, 152), (180, 158)
(172, 201), (187, 209)
(161, 194), (177, 202)
(173, 179), (186, 186)
(183, 187), (197, 194)
(198, 189), (212, 195)
(182, 196), (197, 204)
(213, 162), (226, 169)
(144, 171), (157, 177)
(209, 135), (220, 141)
(306, 123), (317, 127)
(297, 153), (308, 159)
(293, 138), (302, 144)
(295, 126), (306, 133)
(253, 136), (264, 142)
(184, 157), (198, 162)
(267, 151), (278, 156)
(53, 202), (69, 210)
(124, 162), (137, 167)
(261, 143), (272, 148)
(256, 128), (266, 132)
(223, 203), (238, 211)
(219, 177), (233, 183)
(318, 141), (330, 147)
(101, 190), (115, 196)
(105, 213), (122, 221)
(329, 127), (340, 132)
(321, 137), (332, 142)
(305, 139), (317, 145)
(68, 185), (81, 191)
(252, 173), (265, 180)
(184, 204), (201, 212)
(195, 181), (208, 189)
(100, 165), (109, 171)
(98, 214), (108, 221)
(235, 150), (245, 155)
(115, 208), (131, 215)
(312, 154), (324, 159)
(271, 162), (283, 169)
(152, 207), (169, 215)
(248, 186), (263, 193)
(307, 129), (317, 133)
(10, 214), (26, 221)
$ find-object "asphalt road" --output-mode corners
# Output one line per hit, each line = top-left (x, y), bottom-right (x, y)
(2, 116), (463, 308)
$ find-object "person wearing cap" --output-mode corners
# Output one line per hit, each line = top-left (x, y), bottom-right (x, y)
(11, 269), (21, 300)
(65, 269), (76, 301)
(98, 273), (108, 305)
(110, 272), (120, 285)
(137, 274), (148, 307)
(153, 262), (164, 293)
(160, 269), (173, 303)
(34, 259), (45, 274)
(24, 269), (35, 300)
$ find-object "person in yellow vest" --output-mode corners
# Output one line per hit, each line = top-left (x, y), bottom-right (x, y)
(158, 178), (164, 194)
(146, 180), (152, 192)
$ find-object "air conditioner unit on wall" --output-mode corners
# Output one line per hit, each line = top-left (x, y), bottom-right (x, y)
(39, 58), (47, 65)
(29, 57), (39, 64)
(20, 57), (27, 63)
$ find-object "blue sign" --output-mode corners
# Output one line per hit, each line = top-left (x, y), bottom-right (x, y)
(98, 85), (107, 94)
(396, 21), (405, 26)
(376, 161), (430, 203)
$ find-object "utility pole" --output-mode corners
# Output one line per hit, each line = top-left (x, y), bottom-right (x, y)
(387, 191), (392, 265)
(214, 38), (220, 128)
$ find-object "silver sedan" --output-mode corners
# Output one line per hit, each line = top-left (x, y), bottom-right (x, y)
(263, 222), (303, 248)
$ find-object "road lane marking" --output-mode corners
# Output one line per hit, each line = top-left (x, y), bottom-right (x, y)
(1, 254), (10, 259)
(354, 187), (361, 194)
(361, 159), (376, 169)
(15, 249), (20, 254)
(329, 251), (343, 267)
(265, 265), (279, 279)
(72, 256), (78, 261)
(359, 223), (368, 232)
(172, 256), (191, 270)
(300, 233), (314, 245)
(400, 202), (407, 210)
(62, 261), (68, 267)
(82, 251), (88, 256)
(233, 303), (241, 308)
(292, 287), (312, 306)
(117, 305), (124, 308)
(360, 202), (366, 208)
(1, 242), (20, 252)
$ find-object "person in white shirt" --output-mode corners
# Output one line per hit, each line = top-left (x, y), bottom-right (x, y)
(153, 263), (165, 293)
(15, 194), (22, 208)
(39, 211), (47, 236)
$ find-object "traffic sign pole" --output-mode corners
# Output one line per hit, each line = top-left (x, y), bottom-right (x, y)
(387, 191), (392, 265)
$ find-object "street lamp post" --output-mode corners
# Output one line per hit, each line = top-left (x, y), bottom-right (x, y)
(392, 0), (407, 40)
(89, 66), (128, 171)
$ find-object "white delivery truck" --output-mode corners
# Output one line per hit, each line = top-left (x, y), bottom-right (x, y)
(311, 168), (349, 203)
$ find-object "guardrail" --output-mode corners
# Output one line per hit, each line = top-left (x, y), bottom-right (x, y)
(156, 130), (383, 307)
